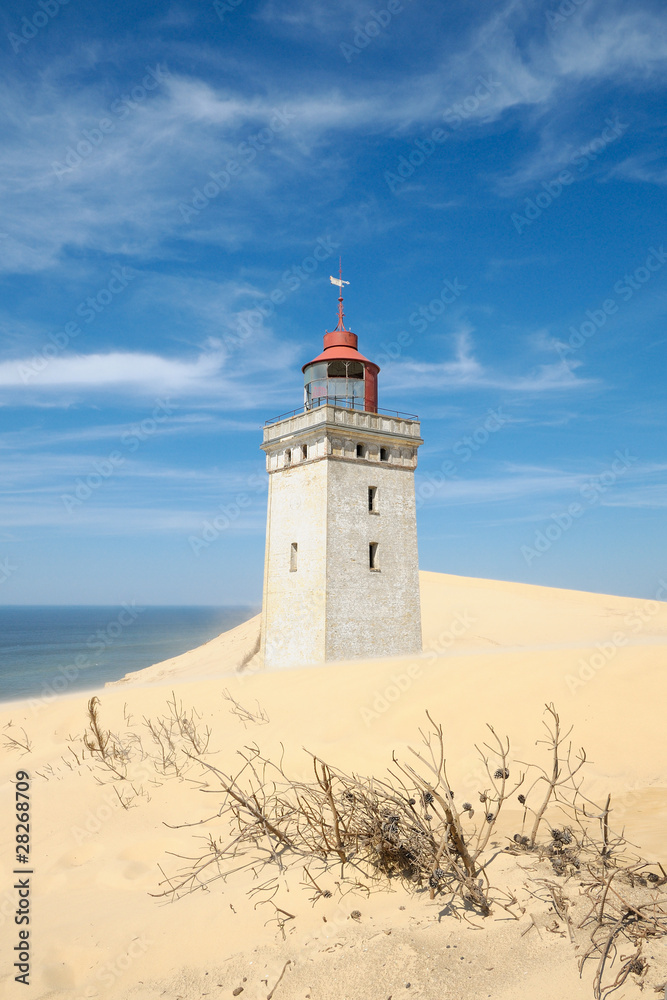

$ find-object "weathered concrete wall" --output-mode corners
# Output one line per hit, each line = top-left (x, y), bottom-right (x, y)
(325, 459), (422, 660)
(260, 458), (328, 667)
(260, 406), (423, 668)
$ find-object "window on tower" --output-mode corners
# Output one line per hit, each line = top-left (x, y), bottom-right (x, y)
(369, 542), (380, 571)
(290, 542), (298, 572)
(356, 443), (366, 458)
(302, 444), (308, 460)
(285, 448), (292, 465)
(380, 447), (388, 462)
(368, 486), (378, 513)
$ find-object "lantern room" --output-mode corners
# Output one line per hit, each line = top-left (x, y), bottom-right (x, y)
(302, 279), (380, 413)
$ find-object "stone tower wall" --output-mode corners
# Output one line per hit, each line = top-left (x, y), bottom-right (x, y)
(260, 458), (328, 667)
(325, 458), (421, 660)
(260, 405), (423, 668)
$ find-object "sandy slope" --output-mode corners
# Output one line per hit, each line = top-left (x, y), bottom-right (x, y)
(1, 571), (666, 1000)
(107, 611), (262, 687)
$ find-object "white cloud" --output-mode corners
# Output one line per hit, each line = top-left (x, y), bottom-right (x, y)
(0, 351), (223, 390)
(0, 266), (310, 406)
(0, 414), (259, 451)
(418, 467), (585, 506)
(382, 329), (596, 393)
(548, 9), (667, 81)
(0, 500), (266, 534)
(610, 151), (667, 186)
(0, 2), (664, 278)
(417, 460), (667, 510)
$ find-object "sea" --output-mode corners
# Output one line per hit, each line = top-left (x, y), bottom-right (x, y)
(0, 605), (259, 703)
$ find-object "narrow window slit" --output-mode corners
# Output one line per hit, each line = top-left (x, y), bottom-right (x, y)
(290, 542), (298, 572)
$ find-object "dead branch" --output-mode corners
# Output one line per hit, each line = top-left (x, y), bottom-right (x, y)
(223, 688), (270, 727)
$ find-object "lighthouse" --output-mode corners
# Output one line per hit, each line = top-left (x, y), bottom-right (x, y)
(260, 275), (423, 668)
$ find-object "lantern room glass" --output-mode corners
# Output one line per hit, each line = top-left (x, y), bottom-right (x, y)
(304, 360), (366, 411)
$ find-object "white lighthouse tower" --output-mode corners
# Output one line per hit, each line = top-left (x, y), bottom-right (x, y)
(260, 275), (423, 668)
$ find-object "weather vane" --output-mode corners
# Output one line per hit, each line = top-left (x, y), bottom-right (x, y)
(329, 258), (349, 330)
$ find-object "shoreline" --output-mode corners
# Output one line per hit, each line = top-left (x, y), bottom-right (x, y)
(0, 604), (260, 704)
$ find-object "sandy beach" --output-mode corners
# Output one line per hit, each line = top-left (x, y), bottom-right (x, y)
(1, 570), (666, 1000)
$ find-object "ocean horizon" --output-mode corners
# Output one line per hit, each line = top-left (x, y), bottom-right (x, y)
(0, 605), (259, 704)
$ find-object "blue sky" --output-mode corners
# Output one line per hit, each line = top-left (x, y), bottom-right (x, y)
(0, 0), (666, 605)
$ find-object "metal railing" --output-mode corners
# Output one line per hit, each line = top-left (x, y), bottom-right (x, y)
(264, 398), (419, 426)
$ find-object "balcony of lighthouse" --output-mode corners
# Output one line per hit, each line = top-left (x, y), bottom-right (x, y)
(261, 402), (423, 473)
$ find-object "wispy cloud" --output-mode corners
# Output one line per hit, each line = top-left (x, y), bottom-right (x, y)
(547, 8), (667, 81)
(418, 460), (667, 510)
(383, 329), (597, 393)
(0, 501), (266, 534)
(0, 414), (258, 451)
(610, 151), (667, 186)
(0, 3), (665, 277)
(0, 351), (223, 390)
(0, 345), (300, 411)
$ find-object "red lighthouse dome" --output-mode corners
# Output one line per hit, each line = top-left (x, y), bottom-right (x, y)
(302, 274), (379, 414)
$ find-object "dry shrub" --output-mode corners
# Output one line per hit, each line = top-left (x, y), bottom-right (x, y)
(74, 694), (215, 808)
(496, 707), (667, 998)
(156, 710), (524, 917)
(76, 697), (666, 997)
(222, 688), (270, 727)
(2, 722), (32, 755)
(142, 692), (211, 777)
(155, 704), (667, 996)
(82, 696), (134, 779)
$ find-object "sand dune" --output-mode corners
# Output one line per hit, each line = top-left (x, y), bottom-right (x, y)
(1, 571), (666, 1000)
(110, 570), (667, 687)
(107, 611), (262, 687)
